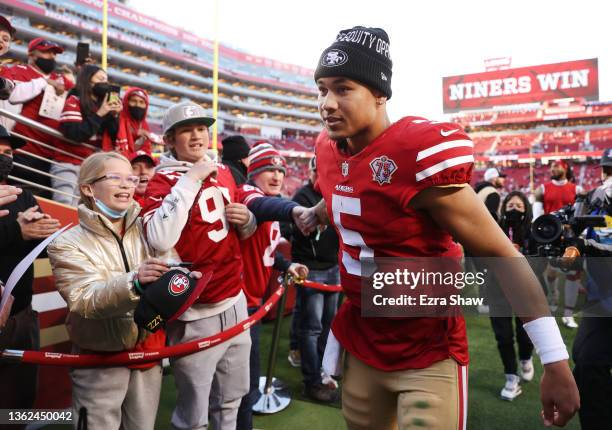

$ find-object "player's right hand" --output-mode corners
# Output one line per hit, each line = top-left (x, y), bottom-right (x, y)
(186, 159), (218, 182)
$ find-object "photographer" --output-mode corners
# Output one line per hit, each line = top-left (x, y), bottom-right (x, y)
(570, 149), (612, 429)
(58, 65), (122, 205)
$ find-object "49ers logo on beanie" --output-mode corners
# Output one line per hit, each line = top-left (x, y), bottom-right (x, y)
(168, 273), (190, 296)
(314, 26), (393, 99)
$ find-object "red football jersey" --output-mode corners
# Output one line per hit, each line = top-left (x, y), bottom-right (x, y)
(142, 163), (244, 304)
(58, 95), (100, 164)
(316, 116), (474, 371)
(3, 65), (74, 158)
(543, 181), (577, 214)
(236, 184), (282, 308)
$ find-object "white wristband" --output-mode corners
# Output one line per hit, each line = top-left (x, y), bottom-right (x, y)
(523, 317), (569, 364)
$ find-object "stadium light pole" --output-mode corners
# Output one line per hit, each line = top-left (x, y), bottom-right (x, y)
(211, 0), (220, 154)
(102, 0), (108, 70)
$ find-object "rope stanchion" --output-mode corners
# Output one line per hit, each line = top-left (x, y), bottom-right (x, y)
(0, 287), (285, 367)
(298, 279), (342, 293)
(253, 273), (292, 414)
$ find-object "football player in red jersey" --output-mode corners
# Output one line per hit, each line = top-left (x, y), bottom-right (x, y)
(300, 26), (580, 429)
(534, 160), (583, 329)
(235, 143), (309, 430)
(142, 101), (256, 430)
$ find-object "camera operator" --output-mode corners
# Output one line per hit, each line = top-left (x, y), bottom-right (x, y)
(569, 149), (612, 430)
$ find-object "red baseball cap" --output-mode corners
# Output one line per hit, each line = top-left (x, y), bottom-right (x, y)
(130, 151), (157, 167)
(28, 37), (64, 54)
(0, 15), (16, 38)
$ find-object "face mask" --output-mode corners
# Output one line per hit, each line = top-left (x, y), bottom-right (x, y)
(0, 154), (13, 181)
(128, 106), (146, 121)
(505, 209), (525, 225)
(35, 57), (56, 74)
(94, 198), (127, 219)
(92, 82), (110, 99)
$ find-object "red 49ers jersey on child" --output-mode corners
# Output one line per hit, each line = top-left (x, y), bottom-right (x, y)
(236, 184), (282, 308)
(143, 163), (245, 304)
(542, 181), (577, 214)
(315, 116), (474, 371)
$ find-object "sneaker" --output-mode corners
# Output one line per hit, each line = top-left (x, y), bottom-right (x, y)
(303, 383), (339, 403)
(288, 349), (301, 367)
(562, 316), (578, 329)
(500, 374), (522, 401)
(321, 372), (339, 389)
(519, 359), (534, 382)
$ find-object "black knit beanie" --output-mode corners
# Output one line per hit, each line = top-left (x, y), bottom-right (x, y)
(314, 26), (392, 99)
(221, 135), (251, 161)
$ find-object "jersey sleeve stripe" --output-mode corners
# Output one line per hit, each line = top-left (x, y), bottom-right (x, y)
(243, 193), (263, 204)
(415, 155), (474, 182)
(416, 139), (473, 162)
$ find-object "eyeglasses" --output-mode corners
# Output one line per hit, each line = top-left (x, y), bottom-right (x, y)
(91, 173), (140, 188)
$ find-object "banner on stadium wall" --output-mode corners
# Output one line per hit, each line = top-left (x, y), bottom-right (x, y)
(443, 59), (599, 113)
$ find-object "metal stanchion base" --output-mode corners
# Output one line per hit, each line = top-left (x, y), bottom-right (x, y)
(252, 376), (291, 414)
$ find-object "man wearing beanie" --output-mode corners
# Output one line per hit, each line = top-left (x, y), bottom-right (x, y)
(222, 135), (251, 185)
(301, 26), (579, 429)
(235, 142), (309, 429)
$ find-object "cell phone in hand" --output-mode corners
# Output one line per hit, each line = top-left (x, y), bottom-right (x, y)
(177, 262), (194, 268)
(76, 42), (90, 66)
(108, 84), (121, 103)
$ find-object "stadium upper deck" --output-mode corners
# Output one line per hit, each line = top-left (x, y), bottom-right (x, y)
(0, 0), (322, 140)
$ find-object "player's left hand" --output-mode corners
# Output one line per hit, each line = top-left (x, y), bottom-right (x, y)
(225, 203), (251, 227)
(540, 360), (580, 427)
(288, 263), (308, 281)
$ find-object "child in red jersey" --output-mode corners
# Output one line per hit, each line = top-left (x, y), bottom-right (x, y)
(143, 101), (255, 430)
(300, 26), (580, 429)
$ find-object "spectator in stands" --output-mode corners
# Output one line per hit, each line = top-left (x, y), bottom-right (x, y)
(130, 151), (156, 207)
(0, 125), (60, 417)
(221, 134), (250, 185)
(118, 87), (159, 159)
(58, 64), (122, 205)
(474, 167), (506, 221)
(291, 156), (340, 403)
(0, 15), (17, 107)
(47, 151), (176, 429)
(0, 37), (74, 198)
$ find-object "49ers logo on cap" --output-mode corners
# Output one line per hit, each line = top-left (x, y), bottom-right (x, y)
(369, 155), (397, 186)
(168, 273), (190, 296)
(321, 49), (348, 67)
(182, 106), (198, 118)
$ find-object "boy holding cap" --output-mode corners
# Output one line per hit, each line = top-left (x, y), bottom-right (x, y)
(143, 101), (255, 430)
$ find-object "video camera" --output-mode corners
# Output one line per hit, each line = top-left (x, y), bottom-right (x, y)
(531, 194), (606, 258)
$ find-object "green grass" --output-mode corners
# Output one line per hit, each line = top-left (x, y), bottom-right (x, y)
(41, 313), (581, 429)
(153, 314), (580, 430)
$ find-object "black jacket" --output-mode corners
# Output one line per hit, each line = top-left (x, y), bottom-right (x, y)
(0, 188), (41, 315)
(290, 181), (339, 270)
(475, 181), (501, 221)
(222, 159), (248, 186)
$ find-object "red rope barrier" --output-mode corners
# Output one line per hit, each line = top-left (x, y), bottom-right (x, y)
(298, 280), (342, 293)
(1, 287), (285, 367)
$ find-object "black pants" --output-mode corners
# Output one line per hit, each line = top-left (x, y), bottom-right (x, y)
(490, 316), (533, 375)
(573, 363), (612, 429)
(0, 306), (39, 430)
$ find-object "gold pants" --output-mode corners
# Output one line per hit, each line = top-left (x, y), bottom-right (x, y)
(342, 354), (468, 430)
